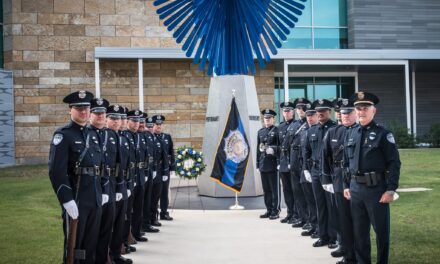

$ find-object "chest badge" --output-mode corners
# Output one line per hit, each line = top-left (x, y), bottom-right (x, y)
(369, 132), (376, 141)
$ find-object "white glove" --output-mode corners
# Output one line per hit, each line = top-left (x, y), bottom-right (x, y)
(265, 147), (274, 155)
(116, 193), (123, 202)
(153, 171), (157, 179)
(162, 175), (169, 182)
(145, 176), (148, 182)
(102, 194), (109, 205)
(288, 164), (291, 169)
(170, 171), (176, 177)
(322, 184), (334, 194)
(277, 165), (280, 170)
(134, 182), (137, 187)
(304, 170), (312, 183)
(127, 190), (131, 197)
(63, 200), (79, 220)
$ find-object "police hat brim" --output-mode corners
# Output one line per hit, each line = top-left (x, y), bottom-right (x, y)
(315, 107), (331, 111)
(340, 108), (354, 114)
(91, 107), (107, 113)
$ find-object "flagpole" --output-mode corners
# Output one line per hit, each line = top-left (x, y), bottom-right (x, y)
(229, 192), (245, 210)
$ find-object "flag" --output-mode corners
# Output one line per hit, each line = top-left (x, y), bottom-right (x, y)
(211, 97), (250, 192)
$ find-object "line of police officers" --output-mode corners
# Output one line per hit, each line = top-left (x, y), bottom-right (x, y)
(257, 92), (401, 264)
(49, 91), (176, 264)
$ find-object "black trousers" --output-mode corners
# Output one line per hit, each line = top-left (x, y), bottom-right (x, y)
(160, 176), (170, 216)
(110, 199), (127, 258)
(311, 177), (330, 239)
(96, 201), (115, 264)
(350, 182), (390, 264)
(280, 171), (294, 216)
(301, 181), (317, 228)
(123, 191), (134, 243)
(291, 169), (308, 222)
(335, 191), (356, 261)
(260, 171), (280, 214)
(327, 192), (339, 240)
(142, 176), (153, 228)
(62, 205), (102, 264)
(131, 183), (145, 237)
(150, 179), (163, 222)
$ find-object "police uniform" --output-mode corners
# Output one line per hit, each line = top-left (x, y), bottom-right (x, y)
(150, 115), (170, 226)
(285, 98), (310, 227)
(48, 90), (102, 264)
(303, 99), (338, 247)
(142, 115), (160, 233)
(88, 98), (117, 264)
(344, 92), (401, 264)
(156, 115), (175, 221)
(277, 102), (296, 223)
(257, 109), (280, 219)
(322, 99), (356, 263)
(106, 105), (132, 264)
(299, 105), (318, 237)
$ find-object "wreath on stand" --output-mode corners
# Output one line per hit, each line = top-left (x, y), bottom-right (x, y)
(175, 146), (206, 180)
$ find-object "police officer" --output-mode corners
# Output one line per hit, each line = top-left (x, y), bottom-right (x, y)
(89, 98), (115, 264)
(343, 92), (401, 264)
(322, 98), (357, 263)
(300, 103), (319, 237)
(141, 115), (160, 233)
(277, 101), (296, 223)
(107, 105), (132, 264)
(155, 115), (176, 221)
(286, 98), (309, 228)
(303, 99), (338, 248)
(49, 90), (102, 264)
(257, 109), (280, 219)
(150, 115), (170, 226)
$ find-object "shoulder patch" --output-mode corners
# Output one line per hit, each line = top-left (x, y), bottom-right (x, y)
(52, 133), (63, 145)
(386, 133), (396, 144)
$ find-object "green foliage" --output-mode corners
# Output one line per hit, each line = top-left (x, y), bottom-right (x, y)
(387, 120), (415, 148)
(428, 123), (440, 147)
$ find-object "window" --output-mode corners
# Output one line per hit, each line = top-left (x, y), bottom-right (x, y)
(282, 0), (348, 49)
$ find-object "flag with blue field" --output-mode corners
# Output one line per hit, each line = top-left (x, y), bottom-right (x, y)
(211, 98), (250, 192)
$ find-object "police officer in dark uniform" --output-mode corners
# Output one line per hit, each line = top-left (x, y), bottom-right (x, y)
(257, 109), (280, 220)
(300, 103), (319, 237)
(88, 98), (116, 264)
(107, 105), (132, 264)
(303, 99), (338, 248)
(322, 98), (357, 263)
(343, 92), (401, 264)
(277, 101), (296, 223)
(49, 90), (102, 264)
(155, 115), (175, 221)
(142, 115), (160, 233)
(286, 98), (309, 228)
(150, 115), (170, 226)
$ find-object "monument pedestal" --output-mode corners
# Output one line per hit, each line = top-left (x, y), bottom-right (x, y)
(198, 75), (263, 197)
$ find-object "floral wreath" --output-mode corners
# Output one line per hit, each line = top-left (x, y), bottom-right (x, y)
(175, 146), (206, 180)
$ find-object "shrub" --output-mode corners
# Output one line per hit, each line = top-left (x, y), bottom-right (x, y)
(386, 120), (415, 148)
(428, 123), (440, 147)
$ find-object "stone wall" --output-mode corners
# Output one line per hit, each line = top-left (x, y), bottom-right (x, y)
(2, 0), (274, 164)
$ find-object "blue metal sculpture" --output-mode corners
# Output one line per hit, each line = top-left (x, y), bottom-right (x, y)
(154, 0), (307, 76)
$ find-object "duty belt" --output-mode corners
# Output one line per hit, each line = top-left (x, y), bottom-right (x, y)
(75, 166), (100, 176)
(106, 167), (116, 177)
(138, 162), (145, 169)
(129, 162), (136, 169)
(122, 170), (129, 180)
(352, 172), (384, 186)
(333, 160), (344, 167)
(291, 145), (301, 151)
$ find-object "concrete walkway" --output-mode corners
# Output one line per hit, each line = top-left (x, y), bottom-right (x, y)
(129, 209), (336, 264)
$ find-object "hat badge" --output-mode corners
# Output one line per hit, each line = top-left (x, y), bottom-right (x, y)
(319, 99), (323, 105)
(298, 98), (303, 103)
(97, 98), (103, 105)
(114, 105), (119, 111)
(135, 110), (139, 115)
(265, 109), (269, 114)
(342, 99), (348, 106)
(158, 116), (162, 120)
(306, 103), (311, 108)
(148, 117), (152, 122)
(358, 92), (365, 100)
(78, 90), (86, 99)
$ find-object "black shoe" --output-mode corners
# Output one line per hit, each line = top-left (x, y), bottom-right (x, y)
(331, 247), (345, 258)
(328, 240), (339, 249)
(260, 212), (270, 218)
(301, 228), (315, 236)
(336, 258), (357, 264)
(269, 213), (280, 220)
(128, 245), (136, 252)
(140, 232), (146, 236)
(292, 221), (305, 228)
(134, 236), (148, 242)
(114, 255), (133, 264)
(313, 238), (329, 247)
(280, 215), (292, 223)
(144, 225), (160, 233)
(302, 223), (312, 230)
(311, 232), (320, 239)
(160, 214), (174, 221)
(151, 220), (162, 227)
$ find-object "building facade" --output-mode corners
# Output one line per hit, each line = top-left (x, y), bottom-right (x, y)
(1, 0), (440, 165)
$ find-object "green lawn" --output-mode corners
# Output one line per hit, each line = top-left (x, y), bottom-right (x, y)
(0, 149), (439, 263)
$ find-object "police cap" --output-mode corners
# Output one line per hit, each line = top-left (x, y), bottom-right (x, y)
(127, 110), (142, 122)
(350, 91), (379, 106)
(90, 98), (109, 113)
(261, 108), (276, 118)
(312, 99), (333, 111)
(293, 97), (311, 109)
(63, 90), (94, 107)
(279, 101), (294, 111)
(107, 104), (122, 119)
(152, 115), (166, 124)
